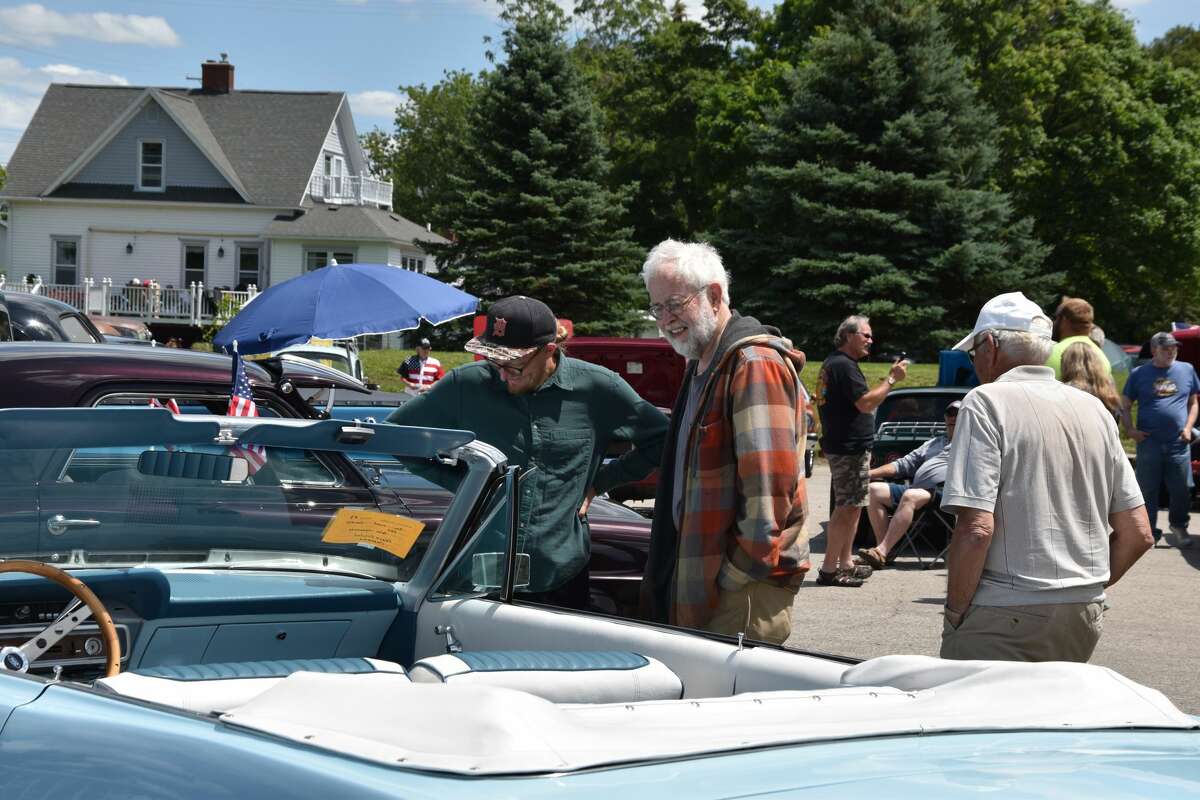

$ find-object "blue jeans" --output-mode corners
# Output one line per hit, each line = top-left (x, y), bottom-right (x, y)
(1135, 438), (1192, 531)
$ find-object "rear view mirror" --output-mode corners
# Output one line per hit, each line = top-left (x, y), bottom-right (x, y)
(138, 450), (250, 482)
(471, 552), (530, 591)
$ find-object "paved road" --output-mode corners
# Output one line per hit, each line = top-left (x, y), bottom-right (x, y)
(787, 460), (1200, 714)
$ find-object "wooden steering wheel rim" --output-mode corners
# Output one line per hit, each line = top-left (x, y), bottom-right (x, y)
(0, 560), (120, 677)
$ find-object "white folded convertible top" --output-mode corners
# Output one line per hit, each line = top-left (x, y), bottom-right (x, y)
(219, 655), (1197, 776)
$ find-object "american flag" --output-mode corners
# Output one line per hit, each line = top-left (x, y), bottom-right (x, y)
(148, 397), (181, 414)
(227, 353), (267, 474)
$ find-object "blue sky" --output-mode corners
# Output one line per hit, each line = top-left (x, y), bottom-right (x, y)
(1, 0), (1197, 164)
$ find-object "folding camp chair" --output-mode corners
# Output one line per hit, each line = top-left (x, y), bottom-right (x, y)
(891, 484), (955, 569)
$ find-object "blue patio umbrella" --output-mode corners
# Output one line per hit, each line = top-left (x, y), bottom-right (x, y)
(213, 262), (478, 355)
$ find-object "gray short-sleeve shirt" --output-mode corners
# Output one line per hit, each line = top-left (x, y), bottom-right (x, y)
(941, 365), (1144, 606)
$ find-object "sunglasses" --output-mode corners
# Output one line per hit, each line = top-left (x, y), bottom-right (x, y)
(487, 347), (543, 376)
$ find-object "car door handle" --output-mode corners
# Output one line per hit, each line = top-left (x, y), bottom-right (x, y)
(47, 515), (101, 536)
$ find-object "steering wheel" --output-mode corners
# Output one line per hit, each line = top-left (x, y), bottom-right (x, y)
(0, 561), (121, 677)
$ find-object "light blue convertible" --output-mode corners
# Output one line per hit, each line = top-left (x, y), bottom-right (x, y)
(0, 408), (1196, 798)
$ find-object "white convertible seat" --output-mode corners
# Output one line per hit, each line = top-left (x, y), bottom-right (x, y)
(95, 657), (406, 714)
(408, 650), (682, 703)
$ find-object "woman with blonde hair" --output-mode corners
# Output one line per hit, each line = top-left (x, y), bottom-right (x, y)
(1060, 340), (1121, 417)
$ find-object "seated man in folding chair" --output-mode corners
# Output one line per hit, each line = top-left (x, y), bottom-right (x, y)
(857, 401), (961, 569)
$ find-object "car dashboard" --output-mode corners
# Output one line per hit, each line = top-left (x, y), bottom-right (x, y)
(0, 568), (402, 680)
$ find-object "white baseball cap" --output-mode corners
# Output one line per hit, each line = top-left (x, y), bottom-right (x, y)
(952, 292), (1053, 352)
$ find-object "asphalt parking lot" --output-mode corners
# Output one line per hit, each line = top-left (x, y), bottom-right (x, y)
(787, 460), (1200, 715)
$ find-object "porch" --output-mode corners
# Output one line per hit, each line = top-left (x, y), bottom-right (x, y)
(0, 276), (258, 326)
(307, 174), (393, 209)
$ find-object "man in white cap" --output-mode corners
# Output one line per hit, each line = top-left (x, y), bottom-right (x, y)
(939, 292), (1153, 662)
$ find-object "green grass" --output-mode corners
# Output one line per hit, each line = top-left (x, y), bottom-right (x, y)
(359, 349), (473, 392)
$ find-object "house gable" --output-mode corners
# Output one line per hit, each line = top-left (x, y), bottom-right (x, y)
(71, 100), (233, 191)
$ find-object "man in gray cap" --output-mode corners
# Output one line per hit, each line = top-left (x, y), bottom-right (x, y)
(857, 400), (961, 570)
(940, 292), (1152, 663)
(388, 296), (668, 610)
(1121, 331), (1200, 547)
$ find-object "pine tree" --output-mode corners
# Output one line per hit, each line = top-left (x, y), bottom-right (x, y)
(427, 0), (644, 335)
(715, 0), (1055, 356)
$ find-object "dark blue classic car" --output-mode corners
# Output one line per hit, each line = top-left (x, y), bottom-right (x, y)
(0, 407), (1195, 798)
(0, 343), (652, 616)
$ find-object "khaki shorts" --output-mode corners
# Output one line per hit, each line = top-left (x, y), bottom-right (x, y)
(940, 601), (1105, 663)
(828, 452), (871, 508)
(704, 581), (799, 645)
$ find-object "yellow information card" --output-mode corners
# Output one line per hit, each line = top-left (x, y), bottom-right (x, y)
(321, 508), (425, 560)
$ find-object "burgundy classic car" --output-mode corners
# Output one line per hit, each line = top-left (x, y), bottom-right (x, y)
(0, 343), (650, 616)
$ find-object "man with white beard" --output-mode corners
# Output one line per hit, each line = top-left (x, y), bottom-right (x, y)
(638, 239), (811, 644)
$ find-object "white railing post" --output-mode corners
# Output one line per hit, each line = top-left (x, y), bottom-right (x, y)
(197, 281), (205, 325)
(83, 277), (94, 313)
(0, 276), (6, 290)
(30, 277), (42, 295)
(102, 278), (111, 315)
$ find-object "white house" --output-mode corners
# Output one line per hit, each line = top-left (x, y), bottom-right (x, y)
(0, 57), (445, 326)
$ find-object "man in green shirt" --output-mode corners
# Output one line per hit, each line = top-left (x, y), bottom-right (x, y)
(388, 295), (669, 610)
(1046, 296), (1110, 379)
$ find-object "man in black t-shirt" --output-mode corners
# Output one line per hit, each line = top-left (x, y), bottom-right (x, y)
(815, 315), (908, 587)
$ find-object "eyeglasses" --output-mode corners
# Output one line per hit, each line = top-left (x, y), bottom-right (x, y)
(487, 347), (542, 376)
(648, 291), (701, 320)
(856, 331), (874, 341)
(967, 332), (991, 363)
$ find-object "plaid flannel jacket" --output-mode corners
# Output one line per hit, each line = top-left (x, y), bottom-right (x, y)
(670, 334), (811, 629)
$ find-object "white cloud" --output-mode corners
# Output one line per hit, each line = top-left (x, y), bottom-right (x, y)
(350, 89), (404, 117)
(0, 58), (129, 94)
(0, 3), (180, 47)
(0, 91), (40, 130)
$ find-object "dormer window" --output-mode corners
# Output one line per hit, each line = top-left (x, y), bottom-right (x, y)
(138, 139), (164, 191)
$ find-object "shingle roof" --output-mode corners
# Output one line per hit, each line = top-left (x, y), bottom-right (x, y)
(264, 200), (449, 247)
(2, 85), (345, 207)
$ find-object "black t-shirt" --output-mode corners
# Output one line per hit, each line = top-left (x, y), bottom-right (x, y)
(816, 350), (873, 454)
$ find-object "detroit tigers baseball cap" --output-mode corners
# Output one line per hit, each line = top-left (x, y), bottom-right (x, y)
(464, 296), (558, 362)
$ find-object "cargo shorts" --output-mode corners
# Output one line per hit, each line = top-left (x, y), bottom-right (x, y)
(827, 451), (871, 508)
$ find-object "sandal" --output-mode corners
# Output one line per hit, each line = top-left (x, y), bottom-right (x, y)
(851, 563), (873, 579)
(815, 569), (864, 588)
(857, 547), (887, 570)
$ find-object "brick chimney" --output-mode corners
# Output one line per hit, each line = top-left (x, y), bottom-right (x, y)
(201, 54), (234, 93)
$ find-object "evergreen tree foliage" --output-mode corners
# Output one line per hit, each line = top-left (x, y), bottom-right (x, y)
(715, 0), (1054, 356)
(428, 0), (644, 335)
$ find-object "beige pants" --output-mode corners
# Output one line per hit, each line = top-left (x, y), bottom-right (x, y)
(940, 601), (1105, 663)
(704, 581), (799, 645)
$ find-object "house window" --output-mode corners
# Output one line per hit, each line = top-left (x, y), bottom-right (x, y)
(305, 249), (355, 271)
(237, 244), (262, 289)
(51, 237), (79, 284)
(401, 256), (425, 273)
(138, 140), (164, 191)
(183, 242), (207, 287)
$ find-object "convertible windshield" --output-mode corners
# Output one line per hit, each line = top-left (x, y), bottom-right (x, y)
(0, 409), (473, 581)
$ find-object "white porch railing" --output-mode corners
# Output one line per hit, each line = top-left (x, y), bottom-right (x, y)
(308, 174), (393, 208)
(1, 276), (258, 325)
